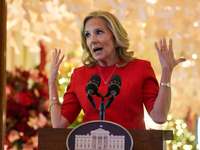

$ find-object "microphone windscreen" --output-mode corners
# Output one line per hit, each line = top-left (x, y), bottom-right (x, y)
(108, 75), (121, 95)
(110, 75), (121, 86)
(90, 75), (101, 87)
(86, 75), (101, 95)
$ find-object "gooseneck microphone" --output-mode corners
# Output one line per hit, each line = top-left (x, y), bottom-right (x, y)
(86, 74), (121, 119)
(105, 75), (121, 109)
(85, 75), (101, 108)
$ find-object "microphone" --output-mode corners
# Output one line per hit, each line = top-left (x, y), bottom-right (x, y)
(105, 75), (121, 109)
(86, 75), (101, 108)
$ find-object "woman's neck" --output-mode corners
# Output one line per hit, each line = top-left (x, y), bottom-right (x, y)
(97, 58), (120, 67)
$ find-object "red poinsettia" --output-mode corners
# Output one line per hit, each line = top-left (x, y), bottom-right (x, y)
(5, 67), (51, 150)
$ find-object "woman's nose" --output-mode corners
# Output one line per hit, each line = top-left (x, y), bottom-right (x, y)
(90, 34), (97, 44)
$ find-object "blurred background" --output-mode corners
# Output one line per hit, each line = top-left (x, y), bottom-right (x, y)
(5, 0), (200, 149)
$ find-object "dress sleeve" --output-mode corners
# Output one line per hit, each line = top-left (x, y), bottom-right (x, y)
(61, 69), (82, 125)
(142, 61), (159, 114)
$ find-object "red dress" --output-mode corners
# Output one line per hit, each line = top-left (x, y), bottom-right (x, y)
(61, 59), (159, 129)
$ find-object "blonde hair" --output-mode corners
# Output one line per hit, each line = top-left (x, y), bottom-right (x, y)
(80, 10), (135, 68)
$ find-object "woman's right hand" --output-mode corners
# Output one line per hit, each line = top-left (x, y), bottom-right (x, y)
(48, 48), (70, 128)
(49, 48), (65, 82)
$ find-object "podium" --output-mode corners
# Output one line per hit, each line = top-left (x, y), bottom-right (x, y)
(38, 128), (173, 150)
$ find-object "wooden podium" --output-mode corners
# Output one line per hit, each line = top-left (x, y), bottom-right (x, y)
(38, 128), (173, 150)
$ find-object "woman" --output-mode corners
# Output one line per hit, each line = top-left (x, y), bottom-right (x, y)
(48, 10), (186, 129)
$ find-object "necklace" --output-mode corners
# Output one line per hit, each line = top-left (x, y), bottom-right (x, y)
(97, 65), (116, 84)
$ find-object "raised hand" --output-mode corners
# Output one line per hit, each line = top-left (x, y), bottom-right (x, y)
(49, 48), (65, 82)
(154, 38), (186, 73)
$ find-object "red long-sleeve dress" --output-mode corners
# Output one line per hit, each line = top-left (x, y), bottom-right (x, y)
(61, 59), (159, 129)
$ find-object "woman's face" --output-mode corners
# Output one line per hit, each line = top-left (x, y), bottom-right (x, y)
(84, 17), (117, 66)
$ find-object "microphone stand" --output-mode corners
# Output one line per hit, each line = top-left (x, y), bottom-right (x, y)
(96, 92), (105, 120)
(99, 97), (105, 120)
(93, 92), (116, 120)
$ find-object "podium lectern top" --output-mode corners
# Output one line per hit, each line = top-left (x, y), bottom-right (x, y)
(38, 127), (173, 150)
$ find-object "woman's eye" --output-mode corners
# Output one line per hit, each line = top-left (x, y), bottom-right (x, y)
(85, 33), (90, 38)
(97, 30), (103, 35)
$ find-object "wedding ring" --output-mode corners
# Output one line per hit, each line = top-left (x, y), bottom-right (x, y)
(160, 47), (165, 52)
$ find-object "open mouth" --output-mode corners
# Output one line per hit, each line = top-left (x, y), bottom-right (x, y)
(93, 47), (103, 52)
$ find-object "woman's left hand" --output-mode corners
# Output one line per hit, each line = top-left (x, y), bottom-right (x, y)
(154, 38), (186, 73)
(150, 38), (186, 123)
